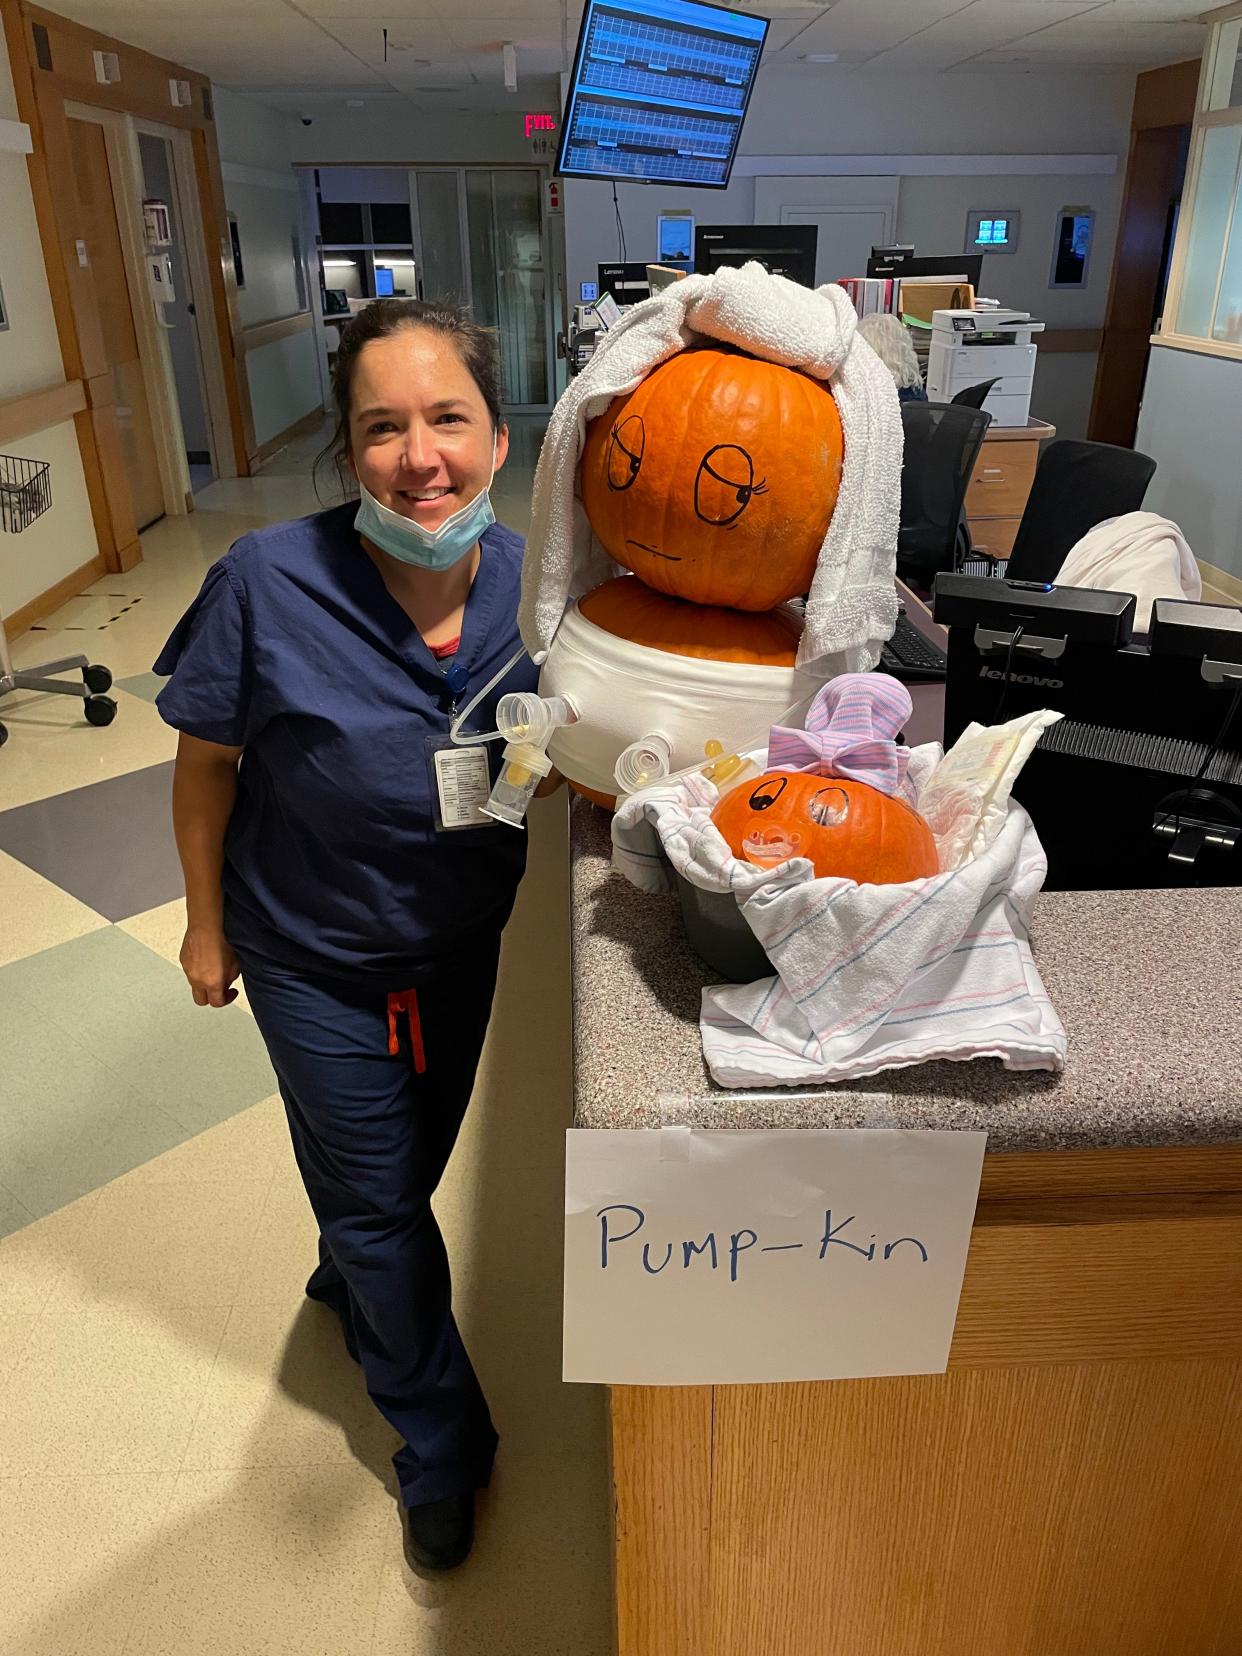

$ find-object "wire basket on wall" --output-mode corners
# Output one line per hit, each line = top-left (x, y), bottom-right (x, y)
(0, 454), (53, 534)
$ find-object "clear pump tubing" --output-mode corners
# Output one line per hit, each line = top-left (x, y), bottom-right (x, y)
(448, 644), (529, 746)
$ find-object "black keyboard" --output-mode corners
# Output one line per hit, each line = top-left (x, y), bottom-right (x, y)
(880, 612), (948, 682)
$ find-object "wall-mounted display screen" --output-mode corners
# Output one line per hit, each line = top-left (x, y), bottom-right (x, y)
(965, 208), (1020, 255)
(658, 213), (694, 262)
(557, 0), (770, 189)
(1050, 207), (1095, 288)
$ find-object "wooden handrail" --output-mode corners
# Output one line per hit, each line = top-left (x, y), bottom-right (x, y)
(0, 379), (87, 448)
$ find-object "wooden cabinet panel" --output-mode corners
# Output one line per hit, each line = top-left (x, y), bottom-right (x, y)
(704, 1358), (1242, 1656)
(965, 514), (1021, 562)
(965, 438), (1039, 518)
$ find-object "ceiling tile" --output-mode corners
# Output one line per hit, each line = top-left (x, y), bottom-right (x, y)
(1091, 0), (1202, 12)
(1013, 12), (1205, 42)
(48, 0), (1209, 108)
(438, 0), (566, 16)
(51, 0), (289, 20)
(312, 15), (459, 62)
(871, 0), (1102, 68)
(442, 17), (563, 50)
(783, 0), (980, 61)
(298, 0), (442, 16)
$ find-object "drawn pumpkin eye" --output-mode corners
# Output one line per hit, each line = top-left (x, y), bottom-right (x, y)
(607, 416), (645, 491)
(695, 444), (768, 527)
(809, 787), (850, 827)
(748, 776), (788, 812)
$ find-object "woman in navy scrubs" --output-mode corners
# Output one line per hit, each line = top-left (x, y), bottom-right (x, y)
(155, 299), (552, 1572)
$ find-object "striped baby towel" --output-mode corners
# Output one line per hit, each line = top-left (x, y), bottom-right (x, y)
(610, 751), (1066, 1088)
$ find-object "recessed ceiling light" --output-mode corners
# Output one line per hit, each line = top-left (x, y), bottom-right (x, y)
(800, 52), (839, 63)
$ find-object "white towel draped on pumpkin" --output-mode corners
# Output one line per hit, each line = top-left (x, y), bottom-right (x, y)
(517, 261), (904, 680)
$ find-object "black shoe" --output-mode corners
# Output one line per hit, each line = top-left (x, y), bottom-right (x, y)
(401, 1492), (475, 1572)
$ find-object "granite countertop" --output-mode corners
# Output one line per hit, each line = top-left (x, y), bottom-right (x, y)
(569, 797), (1242, 1151)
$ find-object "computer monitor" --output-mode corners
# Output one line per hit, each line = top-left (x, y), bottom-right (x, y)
(932, 577), (1242, 890)
(694, 224), (819, 287)
(374, 267), (395, 297)
(867, 252), (984, 289)
(557, 0), (769, 189)
(598, 261), (654, 305)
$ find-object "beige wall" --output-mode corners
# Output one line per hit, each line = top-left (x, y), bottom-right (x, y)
(564, 64), (1136, 440)
(213, 86), (324, 447)
(0, 31), (98, 615)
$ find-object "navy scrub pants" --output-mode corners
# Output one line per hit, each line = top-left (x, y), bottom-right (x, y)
(239, 935), (503, 1508)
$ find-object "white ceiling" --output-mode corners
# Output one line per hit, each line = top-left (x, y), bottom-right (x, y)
(45, 0), (1210, 113)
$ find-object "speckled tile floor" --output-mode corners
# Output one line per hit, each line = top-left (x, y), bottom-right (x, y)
(0, 418), (614, 1654)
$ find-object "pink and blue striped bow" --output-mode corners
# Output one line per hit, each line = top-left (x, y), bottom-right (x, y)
(766, 674), (914, 802)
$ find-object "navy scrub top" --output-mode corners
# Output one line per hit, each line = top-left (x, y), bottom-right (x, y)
(154, 503), (539, 984)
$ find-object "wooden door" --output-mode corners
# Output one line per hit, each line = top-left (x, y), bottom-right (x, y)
(1089, 123), (1191, 448)
(66, 116), (165, 529)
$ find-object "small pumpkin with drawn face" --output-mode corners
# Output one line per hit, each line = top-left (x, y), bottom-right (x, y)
(712, 769), (938, 885)
(580, 345), (845, 613)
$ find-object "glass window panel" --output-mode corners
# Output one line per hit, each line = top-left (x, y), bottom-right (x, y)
(319, 201), (364, 244)
(466, 172), (499, 330)
(1212, 186), (1242, 343)
(1176, 124), (1242, 338)
(416, 173), (466, 307)
(479, 170), (547, 406)
(370, 201), (412, 242)
(320, 249), (365, 299)
(1206, 20), (1242, 111)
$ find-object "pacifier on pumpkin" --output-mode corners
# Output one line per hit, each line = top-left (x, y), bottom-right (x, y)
(741, 827), (803, 869)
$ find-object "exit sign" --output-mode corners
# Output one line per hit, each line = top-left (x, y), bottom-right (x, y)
(524, 112), (557, 138)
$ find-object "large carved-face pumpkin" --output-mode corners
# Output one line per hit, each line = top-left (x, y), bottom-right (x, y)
(579, 346), (844, 612)
(712, 770), (938, 885)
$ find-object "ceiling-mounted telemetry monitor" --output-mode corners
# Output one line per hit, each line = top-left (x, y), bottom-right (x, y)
(557, 0), (770, 190)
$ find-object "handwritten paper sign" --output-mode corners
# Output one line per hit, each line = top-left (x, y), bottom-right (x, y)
(564, 1127), (986, 1385)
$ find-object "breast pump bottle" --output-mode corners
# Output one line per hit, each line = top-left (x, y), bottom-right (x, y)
(480, 693), (578, 827)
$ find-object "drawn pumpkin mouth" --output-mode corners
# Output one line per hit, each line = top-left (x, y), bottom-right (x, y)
(627, 539), (682, 562)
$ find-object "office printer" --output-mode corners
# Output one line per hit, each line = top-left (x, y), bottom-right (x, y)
(932, 574), (1242, 890)
(926, 309), (1045, 426)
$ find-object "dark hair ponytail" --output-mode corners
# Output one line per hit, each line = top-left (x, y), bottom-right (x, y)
(314, 298), (503, 501)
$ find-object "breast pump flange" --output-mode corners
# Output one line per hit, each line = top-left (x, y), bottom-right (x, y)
(480, 691), (578, 827)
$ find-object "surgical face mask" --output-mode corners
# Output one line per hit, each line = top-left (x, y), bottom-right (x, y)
(354, 449), (496, 571)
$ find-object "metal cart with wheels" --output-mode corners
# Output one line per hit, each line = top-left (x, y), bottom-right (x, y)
(0, 615), (116, 747)
(0, 453), (117, 746)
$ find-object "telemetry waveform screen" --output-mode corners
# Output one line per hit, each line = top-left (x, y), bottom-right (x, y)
(557, 0), (769, 190)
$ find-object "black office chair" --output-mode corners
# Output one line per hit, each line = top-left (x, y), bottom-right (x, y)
(1005, 438), (1157, 584)
(896, 402), (993, 591)
(951, 377), (999, 410)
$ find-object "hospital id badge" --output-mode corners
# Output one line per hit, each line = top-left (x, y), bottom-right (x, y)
(429, 741), (492, 831)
